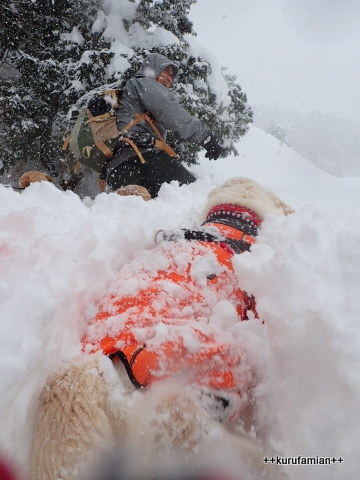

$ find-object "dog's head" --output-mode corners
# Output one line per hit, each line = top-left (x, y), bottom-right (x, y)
(18, 170), (53, 189)
(201, 177), (294, 224)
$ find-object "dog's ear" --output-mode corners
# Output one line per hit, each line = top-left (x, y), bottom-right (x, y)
(19, 171), (53, 189)
(200, 177), (294, 222)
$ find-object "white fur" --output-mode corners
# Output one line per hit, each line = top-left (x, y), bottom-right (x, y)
(31, 178), (291, 479)
(31, 355), (116, 480)
(31, 357), (283, 480)
(200, 177), (294, 222)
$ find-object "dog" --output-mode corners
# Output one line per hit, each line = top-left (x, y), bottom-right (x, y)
(18, 171), (53, 189)
(30, 178), (293, 480)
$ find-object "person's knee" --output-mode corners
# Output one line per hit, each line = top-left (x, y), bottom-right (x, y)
(107, 153), (196, 197)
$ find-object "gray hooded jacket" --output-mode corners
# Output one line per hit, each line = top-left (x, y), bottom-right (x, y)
(113, 53), (210, 164)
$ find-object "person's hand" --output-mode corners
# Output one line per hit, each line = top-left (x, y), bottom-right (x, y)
(202, 132), (226, 160)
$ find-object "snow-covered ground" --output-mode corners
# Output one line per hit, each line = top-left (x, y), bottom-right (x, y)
(1, 125), (360, 479)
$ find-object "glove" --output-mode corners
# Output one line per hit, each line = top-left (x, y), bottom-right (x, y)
(202, 132), (226, 160)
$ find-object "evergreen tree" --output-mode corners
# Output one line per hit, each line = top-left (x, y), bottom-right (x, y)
(0, 0), (112, 176)
(1, 0), (252, 185)
(130, 0), (253, 164)
(0, 1), (20, 64)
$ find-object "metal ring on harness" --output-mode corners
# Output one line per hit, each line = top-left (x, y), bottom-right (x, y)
(82, 146), (92, 159)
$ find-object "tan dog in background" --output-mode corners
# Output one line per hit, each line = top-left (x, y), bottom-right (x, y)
(18, 171), (53, 189)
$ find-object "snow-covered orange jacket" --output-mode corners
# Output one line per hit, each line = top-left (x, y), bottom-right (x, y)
(83, 204), (261, 398)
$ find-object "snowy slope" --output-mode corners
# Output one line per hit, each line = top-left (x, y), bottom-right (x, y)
(194, 125), (358, 210)
(1, 126), (359, 479)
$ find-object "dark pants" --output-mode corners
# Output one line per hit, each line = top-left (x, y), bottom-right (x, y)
(107, 151), (196, 197)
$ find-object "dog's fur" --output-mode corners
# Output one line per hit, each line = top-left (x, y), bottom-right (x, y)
(18, 170), (53, 189)
(115, 184), (152, 201)
(32, 356), (279, 480)
(31, 356), (116, 480)
(201, 177), (294, 222)
(31, 178), (292, 479)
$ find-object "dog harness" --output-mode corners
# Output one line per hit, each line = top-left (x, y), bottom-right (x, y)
(83, 205), (261, 397)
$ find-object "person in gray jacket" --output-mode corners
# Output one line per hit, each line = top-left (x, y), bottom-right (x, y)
(105, 53), (226, 198)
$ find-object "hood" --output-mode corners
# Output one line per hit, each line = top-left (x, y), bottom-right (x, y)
(137, 53), (179, 79)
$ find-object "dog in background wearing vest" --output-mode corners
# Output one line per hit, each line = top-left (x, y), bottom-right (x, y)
(30, 178), (293, 480)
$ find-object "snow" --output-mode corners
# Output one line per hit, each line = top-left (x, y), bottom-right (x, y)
(102, 0), (138, 41)
(189, 0), (360, 177)
(1, 125), (359, 478)
(60, 27), (85, 45)
(190, 0), (360, 128)
(186, 35), (232, 108)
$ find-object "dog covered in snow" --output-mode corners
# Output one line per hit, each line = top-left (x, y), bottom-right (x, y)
(31, 178), (293, 480)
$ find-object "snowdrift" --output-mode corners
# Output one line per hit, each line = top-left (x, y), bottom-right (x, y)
(0, 126), (359, 479)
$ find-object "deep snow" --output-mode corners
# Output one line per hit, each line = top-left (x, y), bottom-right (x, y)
(1, 126), (360, 479)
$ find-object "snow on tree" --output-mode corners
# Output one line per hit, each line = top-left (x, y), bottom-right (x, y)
(122, 0), (253, 163)
(0, 0), (252, 185)
(0, 0), (112, 177)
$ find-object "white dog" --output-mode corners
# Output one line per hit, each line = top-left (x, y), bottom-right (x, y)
(31, 178), (293, 480)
